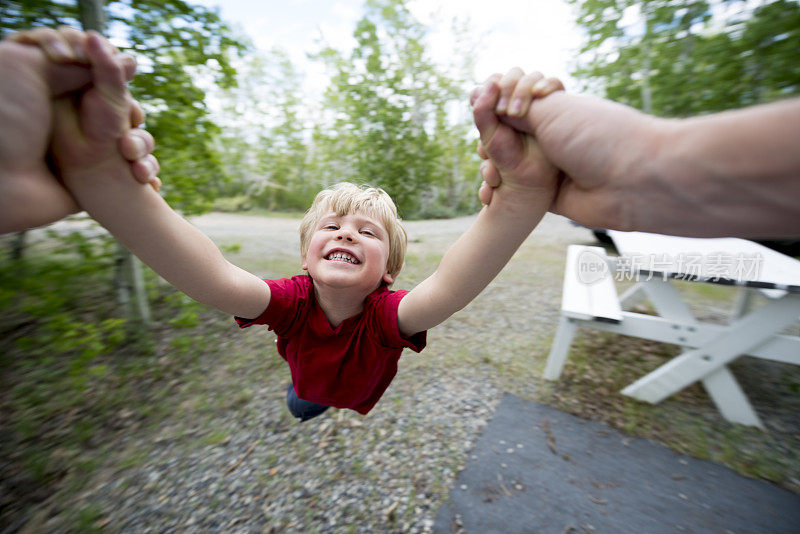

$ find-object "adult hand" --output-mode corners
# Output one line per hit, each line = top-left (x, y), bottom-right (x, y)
(50, 31), (133, 176)
(473, 68), (564, 206)
(473, 67), (800, 237)
(472, 73), (662, 232)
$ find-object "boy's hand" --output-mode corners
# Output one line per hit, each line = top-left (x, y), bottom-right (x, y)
(8, 27), (160, 189)
(472, 70), (561, 208)
(50, 31), (136, 182)
(473, 68), (564, 206)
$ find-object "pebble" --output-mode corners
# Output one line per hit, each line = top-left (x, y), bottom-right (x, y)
(16, 213), (586, 532)
(59, 367), (505, 533)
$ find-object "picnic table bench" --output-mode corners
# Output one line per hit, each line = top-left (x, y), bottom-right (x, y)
(544, 233), (800, 428)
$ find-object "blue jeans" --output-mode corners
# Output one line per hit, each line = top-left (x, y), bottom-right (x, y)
(286, 383), (330, 422)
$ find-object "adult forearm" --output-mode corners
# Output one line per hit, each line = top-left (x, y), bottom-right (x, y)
(648, 98), (800, 238)
(62, 166), (266, 318)
(506, 93), (800, 237)
(0, 170), (80, 234)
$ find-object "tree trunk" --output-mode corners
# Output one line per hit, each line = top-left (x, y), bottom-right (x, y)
(77, 0), (106, 30)
(10, 231), (27, 261)
(78, 0), (151, 328)
(114, 241), (151, 327)
(640, 2), (653, 115)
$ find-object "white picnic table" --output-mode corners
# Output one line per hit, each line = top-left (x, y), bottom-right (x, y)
(544, 231), (800, 428)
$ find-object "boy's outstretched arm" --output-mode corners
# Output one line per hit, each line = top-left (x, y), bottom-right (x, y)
(396, 79), (558, 337)
(53, 32), (269, 319)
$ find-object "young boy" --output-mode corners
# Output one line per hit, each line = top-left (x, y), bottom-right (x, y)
(33, 30), (564, 421)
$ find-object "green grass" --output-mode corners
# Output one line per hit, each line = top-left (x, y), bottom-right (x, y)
(202, 429), (231, 446)
(674, 278), (738, 304)
(0, 230), (276, 530)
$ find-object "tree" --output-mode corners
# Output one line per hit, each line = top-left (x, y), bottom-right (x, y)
(570, 0), (800, 117)
(311, 0), (479, 218)
(738, 0), (800, 104)
(207, 46), (318, 212)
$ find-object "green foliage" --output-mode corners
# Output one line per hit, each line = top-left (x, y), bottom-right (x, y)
(0, 0), (79, 34)
(203, 0), (482, 218)
(0, 0), (248, 326)
(220, 242), (242, 253)
(116, 0), (247, 214)
(74, 503), (105, 532)
(570, 0), (800, 116)
(212, 195), (254, 213)
(211, 47), (318, 212)
(2, 0), (481, 219)
(0, 233), (129, 484)
(0, 230), (206, 512)
(165, 294), (201, 329)
(311, 0), (480, 218)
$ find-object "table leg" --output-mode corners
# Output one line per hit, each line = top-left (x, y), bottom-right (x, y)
(621, 294), (800, 426)
(544, 316), (578, 380)
(638, 278), (696, 323)
(732, 288), (754, 319)
(624, 278), (765, 426)
(701, 366), (764, 428)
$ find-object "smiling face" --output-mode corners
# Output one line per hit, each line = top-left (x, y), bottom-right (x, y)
(299, 183), (408, 290)
(302, 211), (394, 292)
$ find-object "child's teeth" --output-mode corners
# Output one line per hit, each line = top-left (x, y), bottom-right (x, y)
(329, 252), (356, 263)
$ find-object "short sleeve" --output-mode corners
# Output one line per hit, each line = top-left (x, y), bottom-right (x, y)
(370, 289), (426, 352)
(234, 276), (311, 336)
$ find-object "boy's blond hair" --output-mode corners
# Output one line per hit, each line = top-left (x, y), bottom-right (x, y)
(299, 182), (407, 282)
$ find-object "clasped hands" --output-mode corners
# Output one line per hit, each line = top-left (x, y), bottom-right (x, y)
(0, 27), (160, 234)
(470, 68), (565, 209)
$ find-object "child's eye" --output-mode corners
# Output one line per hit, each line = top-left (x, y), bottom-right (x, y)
(360, 229), (376, 237)
(323, 224), (338, 230)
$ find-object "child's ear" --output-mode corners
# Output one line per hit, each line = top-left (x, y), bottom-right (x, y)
(301, 256), (308, 271)
(382, 272), (394, 285)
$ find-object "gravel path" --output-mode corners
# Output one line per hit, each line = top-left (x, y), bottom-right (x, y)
(18, 212), (595, 533)
(8, 212), (797, 532)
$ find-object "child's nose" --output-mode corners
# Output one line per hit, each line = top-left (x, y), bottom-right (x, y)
(336, 231), (354, 242)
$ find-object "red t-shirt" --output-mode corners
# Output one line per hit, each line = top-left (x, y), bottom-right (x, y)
(235, 275), (426, 415)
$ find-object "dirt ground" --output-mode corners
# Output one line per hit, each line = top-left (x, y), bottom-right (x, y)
(188, 210), (800, 492)
(3, 211), (797, 532)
